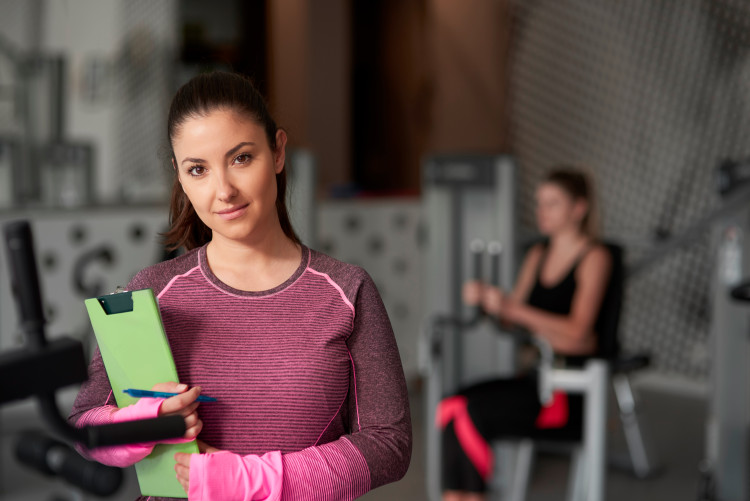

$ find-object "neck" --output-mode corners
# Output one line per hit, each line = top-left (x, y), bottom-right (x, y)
(209, 229), (297, 263)
(548, 227), (588, 250)
(206, 229), (301, 291)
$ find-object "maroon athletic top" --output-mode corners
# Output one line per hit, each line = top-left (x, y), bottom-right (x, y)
(69, 244), (412, 500)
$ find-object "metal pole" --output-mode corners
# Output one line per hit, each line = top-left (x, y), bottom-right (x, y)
(585, 361), (609, 501)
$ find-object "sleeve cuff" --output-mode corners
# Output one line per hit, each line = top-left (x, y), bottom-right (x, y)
(189, 450), (283, 501)
(111, 397), (163, 422)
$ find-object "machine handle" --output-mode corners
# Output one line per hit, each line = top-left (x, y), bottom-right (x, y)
(730, 280), (750, 302)
(488, 241), (502, 287)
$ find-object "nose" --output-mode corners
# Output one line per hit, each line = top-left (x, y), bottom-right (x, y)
(215, 169), (238, 202)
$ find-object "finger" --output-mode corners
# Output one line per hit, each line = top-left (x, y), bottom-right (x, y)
(183, 412), (199, 429)
(152, 381), (187, 393)
(462, 283), (479, 305)
(174, 452), (192, 467)
(185, 419), (203, 439)
(175, 462), (190, 478)
(170, 401), (200, 419)
(159, 387), (202, 416)
(179, 401), (201, 417)
(177, 475), (189, 494)
(175, 463), (189, 493)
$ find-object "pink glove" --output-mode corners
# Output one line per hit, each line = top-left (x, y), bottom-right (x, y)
(188, 450), (283, 501)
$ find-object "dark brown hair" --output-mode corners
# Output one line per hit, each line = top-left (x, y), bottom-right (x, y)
(543, 168), (597, 237)
(162, 71), (299, 251)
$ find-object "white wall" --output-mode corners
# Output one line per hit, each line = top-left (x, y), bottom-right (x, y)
(0, 0), (178, 204)
(41, 0), (120, 201)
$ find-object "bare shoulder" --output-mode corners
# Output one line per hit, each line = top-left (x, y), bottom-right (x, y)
(524, 242), (546, 266)
(579, 243), (613, 277)
(516, 243), (545, 279)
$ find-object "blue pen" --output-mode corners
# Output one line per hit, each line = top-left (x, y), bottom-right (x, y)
(123, 388), (217, 402)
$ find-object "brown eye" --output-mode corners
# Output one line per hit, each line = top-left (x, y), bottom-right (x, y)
(187, 165), (205, 177)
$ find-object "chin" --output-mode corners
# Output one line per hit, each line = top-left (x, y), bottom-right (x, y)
(536, 224), (552, 236)
(210, 222), (253, 241)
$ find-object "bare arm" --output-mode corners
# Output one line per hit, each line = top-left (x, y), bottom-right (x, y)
(462, 244), (543, 309)
(509, 244), (545, 303)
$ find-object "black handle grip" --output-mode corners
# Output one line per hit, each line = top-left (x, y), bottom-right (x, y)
(83, 415), (186, 448)
(466, 239), (487, 323)
(488, 241), (502, 287)
(3, 220), (46, 347)
(469, 239), (485, 280)
(730, 280), (750, 302)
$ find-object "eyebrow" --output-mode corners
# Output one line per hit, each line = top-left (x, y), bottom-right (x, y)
(180, 141), (256, 165)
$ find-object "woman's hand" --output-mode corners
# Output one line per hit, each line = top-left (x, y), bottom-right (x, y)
(462, 280), (484, 306)
(464, 280), (513, 320)
(480, 286), (505, 317)
(174, 441), (221, 494)
(151, 382), (203, 440)
(174, 452), (191, 494)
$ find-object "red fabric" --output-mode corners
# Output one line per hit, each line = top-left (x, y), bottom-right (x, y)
(436, 396), (493, 482)
(535, 391), (569, 429)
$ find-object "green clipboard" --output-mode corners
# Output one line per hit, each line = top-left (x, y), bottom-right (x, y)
(85, 288), (198, 498)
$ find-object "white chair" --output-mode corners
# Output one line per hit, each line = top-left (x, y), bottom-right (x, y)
(496, 243), (659, 500)
(500, 338), (610, 501)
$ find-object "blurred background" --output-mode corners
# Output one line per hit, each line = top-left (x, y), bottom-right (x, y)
(0, 0), (749, 500)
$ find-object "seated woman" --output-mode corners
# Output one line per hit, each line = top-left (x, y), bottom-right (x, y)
(438, 168), (613, 501)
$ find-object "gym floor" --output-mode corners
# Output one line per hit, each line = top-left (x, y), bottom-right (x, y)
(363, 377), (708, 501)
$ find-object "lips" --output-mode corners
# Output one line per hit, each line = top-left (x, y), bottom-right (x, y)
(216, 203), (249, 220)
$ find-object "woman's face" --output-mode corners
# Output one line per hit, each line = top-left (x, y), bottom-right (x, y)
(534, 182), (587, 236)
(171, 109), (286, 245)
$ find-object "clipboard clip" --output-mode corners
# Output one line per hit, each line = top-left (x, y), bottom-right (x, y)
(96, 288), (134, 314)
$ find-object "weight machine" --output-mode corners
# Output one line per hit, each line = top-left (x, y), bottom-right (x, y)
(421, 155), (652, 501)
(421, 154), (518, 500)
(0, 220), (185, 497)
(697, 160), (750, 501)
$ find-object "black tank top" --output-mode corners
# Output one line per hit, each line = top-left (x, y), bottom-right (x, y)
(526, 242), (597, 366)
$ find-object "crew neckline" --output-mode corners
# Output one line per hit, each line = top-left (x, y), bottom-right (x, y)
(198, 243), (310, 297)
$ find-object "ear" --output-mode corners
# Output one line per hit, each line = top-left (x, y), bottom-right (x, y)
(274, 129), (288, 174)
(573, 198), (589, 222)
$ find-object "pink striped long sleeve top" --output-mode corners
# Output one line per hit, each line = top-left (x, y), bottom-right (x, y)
(68, 245), (412, 500)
